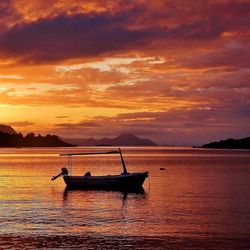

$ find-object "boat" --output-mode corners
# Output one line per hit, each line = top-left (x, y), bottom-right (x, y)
(52, 148), (148, 191)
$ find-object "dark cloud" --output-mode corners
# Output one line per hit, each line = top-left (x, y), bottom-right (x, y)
(55, 116), (69, 119)
(1, 1), (249, 63)
(56, 122), (101, 128)
(167, 17), (226, 40)
(0, 12), (161, 63)
(78, 122), (102, 127)
(0, 1), (11, 18)
(183, 41), (250, 69)
(207, 1), (250, 31)
(0, 1), (18, 31)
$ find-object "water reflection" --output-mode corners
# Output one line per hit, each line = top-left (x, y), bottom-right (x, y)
(63, 187), (147, 205)
(59, 188), (149, 235)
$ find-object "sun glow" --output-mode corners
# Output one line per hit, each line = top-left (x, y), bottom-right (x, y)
(0, 0), (249, 144)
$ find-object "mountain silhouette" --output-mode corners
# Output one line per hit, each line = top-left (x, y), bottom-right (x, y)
(0, 125), (156, 147)
(0, 132), (74, 147)
(0, 125), (17, 134)
(63, 133), (156, 146)
(202, 137), (250, 149)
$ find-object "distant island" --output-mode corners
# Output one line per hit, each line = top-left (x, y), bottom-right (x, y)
(62, 133), (157, 146)
(202, 137), (250, 149)
(0, 125), (73, 147)
(0, 125), (156, 147)
(0, 131), (74, 147)
(0, 125), (17, 135)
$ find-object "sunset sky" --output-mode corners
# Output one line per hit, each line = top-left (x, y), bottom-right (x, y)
(0, 0), (249, 145)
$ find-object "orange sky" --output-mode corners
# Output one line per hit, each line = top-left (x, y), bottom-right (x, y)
(0, 0), (249, 145)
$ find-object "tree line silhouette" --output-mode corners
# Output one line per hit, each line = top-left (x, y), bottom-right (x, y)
(202, 137), (250, 149)
(0, 132), (73, 147)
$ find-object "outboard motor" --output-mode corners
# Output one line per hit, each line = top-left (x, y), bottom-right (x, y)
(51, 167), (69, 181)
(61, 167), (68, 176)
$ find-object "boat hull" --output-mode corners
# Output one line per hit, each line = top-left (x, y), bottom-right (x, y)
(63, 172), (148, 191)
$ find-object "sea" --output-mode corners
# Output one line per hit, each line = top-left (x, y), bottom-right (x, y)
(0, 146), (250, 249)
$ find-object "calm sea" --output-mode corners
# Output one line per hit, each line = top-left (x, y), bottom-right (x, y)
(0, 147), (250, 249)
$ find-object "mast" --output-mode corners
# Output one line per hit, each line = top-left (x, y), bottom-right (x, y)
(59, 149), (128, 175)
(119, 148), (128, 174)
(67, 155), (72, 175)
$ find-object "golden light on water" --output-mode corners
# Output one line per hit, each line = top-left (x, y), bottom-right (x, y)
(1, 147), (250, 249)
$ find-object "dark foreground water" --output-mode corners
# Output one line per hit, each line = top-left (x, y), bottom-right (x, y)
(0, 147), (250, 249)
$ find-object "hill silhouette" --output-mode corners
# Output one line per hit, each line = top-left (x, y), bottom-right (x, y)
(0, 125), (17, 134)
(0, 125), (156, 147)
(202, 137), (250, 149)
(0, 132), (73, 147)
(63, 133), (156, 146)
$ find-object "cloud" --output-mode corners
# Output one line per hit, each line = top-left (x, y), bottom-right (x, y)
(55, 116), (69, 119)
(9, 121), (35, 127)
(8, 121), (36, 134)
(56, 122), (101, 128)
(51, 107), (250, 145)
(0, 1), (21, 31)
(0, 11), (161, 63)
(182, 41), (250, 70)
(1, 0), (249, 63)
(0, 0), (249, 145)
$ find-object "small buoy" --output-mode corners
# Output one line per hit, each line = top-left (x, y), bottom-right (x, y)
(160, 167), (165, 170)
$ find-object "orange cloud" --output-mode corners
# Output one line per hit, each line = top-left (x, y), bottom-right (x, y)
(0, 0), (249, 145)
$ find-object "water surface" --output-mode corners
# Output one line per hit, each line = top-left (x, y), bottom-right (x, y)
(0, 147), (250, 249)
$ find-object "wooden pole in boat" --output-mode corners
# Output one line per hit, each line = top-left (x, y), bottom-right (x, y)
(68, 155), (72, 175)
(119, 148), (128, 174)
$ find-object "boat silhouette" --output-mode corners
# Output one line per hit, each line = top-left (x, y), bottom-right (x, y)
(52, 148), (148, 191)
